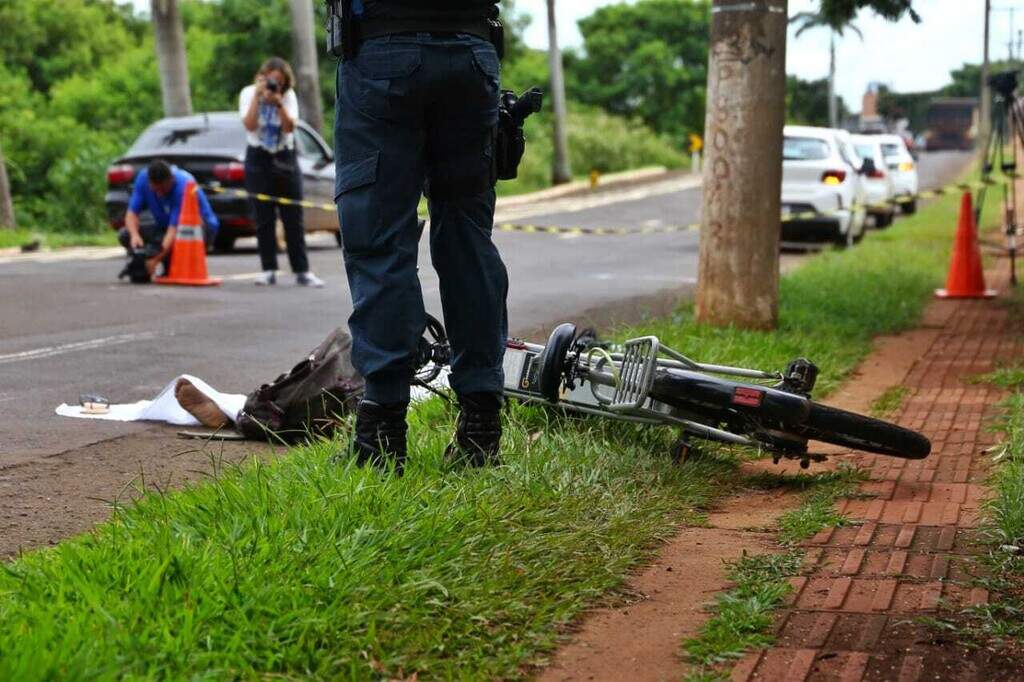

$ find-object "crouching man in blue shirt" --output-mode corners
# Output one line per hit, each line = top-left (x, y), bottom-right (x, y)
(119, 159), (219, 279)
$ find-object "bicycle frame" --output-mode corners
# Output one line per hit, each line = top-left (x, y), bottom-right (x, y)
(501, 338), (775, 449)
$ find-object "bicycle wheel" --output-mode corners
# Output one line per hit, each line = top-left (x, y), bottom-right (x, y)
(797, 402), (930, 459)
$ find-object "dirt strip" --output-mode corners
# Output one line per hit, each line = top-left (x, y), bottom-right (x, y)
(733, 262), (1024, 681)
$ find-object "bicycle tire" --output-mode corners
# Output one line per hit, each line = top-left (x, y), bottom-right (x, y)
(798, 402), (931, 459)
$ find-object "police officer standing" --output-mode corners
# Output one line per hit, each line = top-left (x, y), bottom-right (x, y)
(331, 0), (507, 473)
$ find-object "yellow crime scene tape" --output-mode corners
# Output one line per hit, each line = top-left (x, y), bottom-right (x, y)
(203, 170), (1019, 238)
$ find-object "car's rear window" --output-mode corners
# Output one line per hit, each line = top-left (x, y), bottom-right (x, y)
(128, 122), (247, 155)
(881, 142), (904, 158)
(853, 144), (876, 161)
(783, 137), (830, 161)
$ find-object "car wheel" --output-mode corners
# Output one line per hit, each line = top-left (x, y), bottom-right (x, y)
(875, 212), (893, 229)
(834, 225), (851, 249)
(213, 233), (237, 253)
(902, 199), (917, 215)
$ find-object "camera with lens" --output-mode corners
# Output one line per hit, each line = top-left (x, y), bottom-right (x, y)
(118, 244), (162, 284)
(265, 77), (281, 94)
(989, 70), (1019, 99)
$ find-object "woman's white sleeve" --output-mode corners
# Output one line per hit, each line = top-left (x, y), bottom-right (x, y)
(239, 86), (253, 119)
(285, 90), (300, 121)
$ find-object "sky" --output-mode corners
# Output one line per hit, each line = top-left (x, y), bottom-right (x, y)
(517, 0), (1016, 110)
(127, 0), (1020, 112)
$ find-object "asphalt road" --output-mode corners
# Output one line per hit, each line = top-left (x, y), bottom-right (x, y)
(0, 151), (971, 466)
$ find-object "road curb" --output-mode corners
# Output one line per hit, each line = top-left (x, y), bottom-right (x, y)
(495, 166), (676, 209)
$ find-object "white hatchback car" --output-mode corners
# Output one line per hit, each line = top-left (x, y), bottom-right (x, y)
(781, 125), (868, 247)
(852, 135), (897, 228)
(875, 134), (920, 214)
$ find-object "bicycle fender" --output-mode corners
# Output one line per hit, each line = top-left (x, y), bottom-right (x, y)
(651, 370), (812, 424)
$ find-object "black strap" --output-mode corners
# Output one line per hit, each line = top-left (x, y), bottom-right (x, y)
(356, 16), (492, 42)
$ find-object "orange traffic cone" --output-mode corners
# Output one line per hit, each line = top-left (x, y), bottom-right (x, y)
(935, 192), (995, 299)
(155, 181), (222, 287)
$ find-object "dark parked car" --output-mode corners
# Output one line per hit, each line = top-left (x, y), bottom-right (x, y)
(105, 112), (338, 252)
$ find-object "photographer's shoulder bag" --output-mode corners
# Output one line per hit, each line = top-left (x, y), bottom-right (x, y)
(236, 328), (364, 443)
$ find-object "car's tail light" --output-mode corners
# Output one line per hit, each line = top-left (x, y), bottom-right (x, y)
(106, 164), (135, 186)
(821, 169), (846, 185)
(898, 161), (914, 172)
(213, 162), (245, 183)
(867, 168), (886, 179)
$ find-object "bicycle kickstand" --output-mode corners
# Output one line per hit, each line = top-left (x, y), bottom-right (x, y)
(670, 431), (701, 465)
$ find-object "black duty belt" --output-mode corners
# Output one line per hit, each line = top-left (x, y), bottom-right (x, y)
(356, 17), (492, 42)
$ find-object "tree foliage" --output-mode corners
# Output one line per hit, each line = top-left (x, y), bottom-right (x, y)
(0, 0), (687, 234)
(571, 0), (710, 140)
(0, 0), (142, 94)
(786, 76), (849, 126)
(817, 0), (918, 24)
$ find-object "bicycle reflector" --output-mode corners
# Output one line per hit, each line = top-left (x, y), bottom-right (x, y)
(732, 387), (765, 408)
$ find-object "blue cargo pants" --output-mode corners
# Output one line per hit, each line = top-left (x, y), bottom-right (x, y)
(334, 33), (508, 405)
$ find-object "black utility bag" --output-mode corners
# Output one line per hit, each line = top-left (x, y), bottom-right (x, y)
(236, 328), (364, 443)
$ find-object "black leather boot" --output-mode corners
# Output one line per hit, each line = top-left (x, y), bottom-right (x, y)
(446, 392), (503, 467)
(351, 400), (408, 475)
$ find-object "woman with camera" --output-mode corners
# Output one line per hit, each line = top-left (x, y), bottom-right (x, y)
(239, 57), (324, 287)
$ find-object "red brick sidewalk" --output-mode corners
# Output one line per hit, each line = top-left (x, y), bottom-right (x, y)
(733, 270), (1020, 681)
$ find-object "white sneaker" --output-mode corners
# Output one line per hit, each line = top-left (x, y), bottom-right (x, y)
(254, 271), (277, 286)
(296, 272), (325, 288)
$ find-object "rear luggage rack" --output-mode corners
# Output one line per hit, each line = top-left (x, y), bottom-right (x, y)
(608, 336), (659, 412)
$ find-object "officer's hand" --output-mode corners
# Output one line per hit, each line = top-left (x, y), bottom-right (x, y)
(255, 75), (266, 95)
(130, 233), (144, 250)
(263, 91), (282, 106)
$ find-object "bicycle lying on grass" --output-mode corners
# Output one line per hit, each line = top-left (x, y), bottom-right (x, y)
(417, 319), (931, 468)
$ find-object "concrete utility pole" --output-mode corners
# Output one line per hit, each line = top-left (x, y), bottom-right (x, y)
(696, 0), (788, 330)
(1008, 8), (1016, 61)
(547, 0), (573, 185)
(979, 0), (991, 163)
(0, 140), (15, 230)
(289, 0), (324, 134)
(151, 0), (192, 117)
(828, 32), (838, 128)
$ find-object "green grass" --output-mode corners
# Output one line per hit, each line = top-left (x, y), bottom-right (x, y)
(983, 392), (1024, 563)
(676, 180), (1000, 679)
(680, 466), (864, 679)
(934, 386), (1024, 646)
(0, 401), (739, 679)
(0, 227), (117, 250)
(684, 550), (804, 674)
(870, 385), (911, 418)
(0, 178), (983, 678)
(774, 466), (867, 544)
(972, 363), (1024, 391)
(614, 189), (989, 397)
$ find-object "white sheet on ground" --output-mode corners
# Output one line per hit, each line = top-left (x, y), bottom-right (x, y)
(55, 369), (449, 426)
(56, 374), (246, 425)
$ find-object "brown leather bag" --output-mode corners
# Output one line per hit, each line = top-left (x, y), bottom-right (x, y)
(236, 328), (364, 443)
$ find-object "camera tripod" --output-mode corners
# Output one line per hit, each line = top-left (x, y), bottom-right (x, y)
(977, 70), (1023, 286)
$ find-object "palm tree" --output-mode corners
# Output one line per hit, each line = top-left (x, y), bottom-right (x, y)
(546, 0), (572, 185)
(790, 11), (862, 128)
(288, 0), (324, 134)
(151, 0), (192, 117)
(0, 140), (14, 230)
